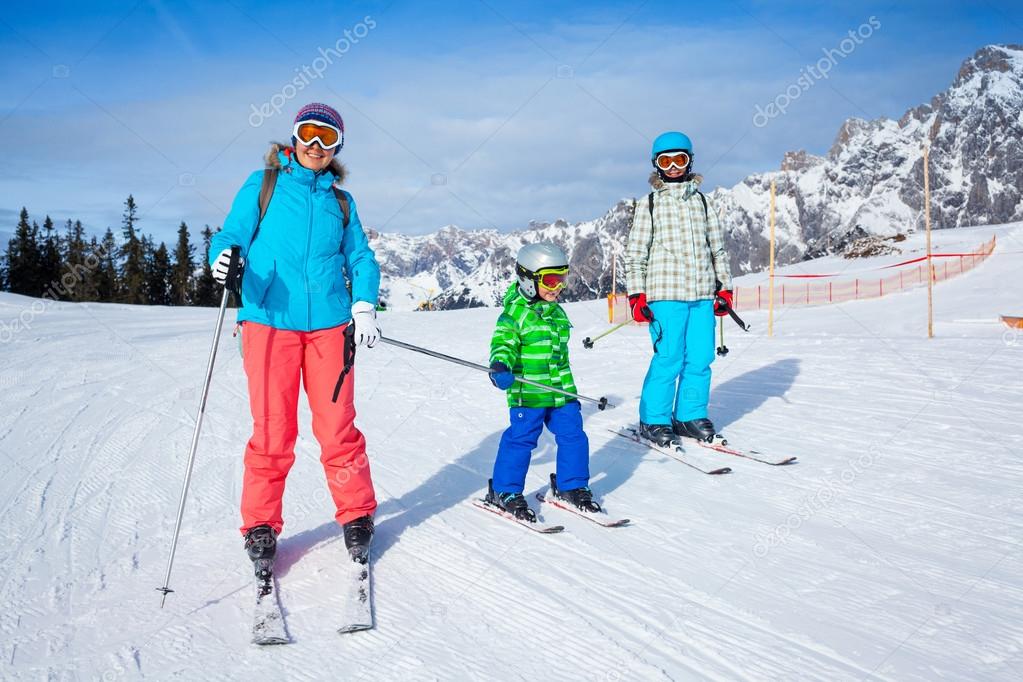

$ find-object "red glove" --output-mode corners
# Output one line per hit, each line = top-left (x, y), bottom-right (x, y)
(714, 289), (733, 317)
(628, 293), (654, 322)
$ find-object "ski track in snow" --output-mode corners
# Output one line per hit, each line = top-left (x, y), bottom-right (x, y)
(1, 224), (1022, 680)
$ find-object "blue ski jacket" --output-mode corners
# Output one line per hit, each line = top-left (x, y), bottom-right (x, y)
(210, 143), (380, 331)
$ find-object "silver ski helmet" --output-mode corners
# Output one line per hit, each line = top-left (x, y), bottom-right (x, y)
(515, 242), (569, 300)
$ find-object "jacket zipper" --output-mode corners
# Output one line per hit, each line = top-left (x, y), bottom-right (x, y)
(305, 181), (314, 328)
(686, 190), (700, 288)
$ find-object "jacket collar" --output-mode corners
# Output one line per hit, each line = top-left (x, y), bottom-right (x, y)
(264, 142), (347, 191)
(649, 170), (704, 199)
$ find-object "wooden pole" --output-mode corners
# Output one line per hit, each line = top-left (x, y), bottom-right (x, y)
(611, 249), (617, 297)
(924, 145), (934, 338)
(768, 181), (776, 337)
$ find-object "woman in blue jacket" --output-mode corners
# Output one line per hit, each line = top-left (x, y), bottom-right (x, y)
(209, 103), (379, 565)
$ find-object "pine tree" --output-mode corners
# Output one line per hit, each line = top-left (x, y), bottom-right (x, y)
(40, 216), (63, 299)
(5, 208), (44, 296)
(148, 241), (173, 306)
(94, 228), (120, 301)
(119, 195), (147, 304)
(63, 219), (99, 301)
(170, 221), (195, 306)
(193, 225), (218, 306)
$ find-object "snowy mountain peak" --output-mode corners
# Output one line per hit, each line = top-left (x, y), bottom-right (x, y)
(371, 44), (1023, 310)
(953, 43), (1023, 89)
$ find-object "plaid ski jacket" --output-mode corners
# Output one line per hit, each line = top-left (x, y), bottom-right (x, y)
(490, 283), (577, 408)
(625, 173), (732, 302)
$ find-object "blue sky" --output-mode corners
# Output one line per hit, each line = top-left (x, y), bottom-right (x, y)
(1, 0), (1021, 245)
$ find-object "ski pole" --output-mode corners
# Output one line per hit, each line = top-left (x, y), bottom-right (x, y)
(716, 316), (729, 356)
(379, 336), (614, 410)
(582, 320), (632, 349)
(158, 246), (242, 607)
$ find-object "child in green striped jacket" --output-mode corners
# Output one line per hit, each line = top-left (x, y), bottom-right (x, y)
(483, 243), (601, 523)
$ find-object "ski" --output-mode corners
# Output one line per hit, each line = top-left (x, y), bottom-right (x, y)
(337, 548), (373, 634)
(610, 428), (732, 475)
(680, 434), (797, 466)
(535, 489), (630, 527)
(252, 559), (289, 645)
(471, 498), (565, 533)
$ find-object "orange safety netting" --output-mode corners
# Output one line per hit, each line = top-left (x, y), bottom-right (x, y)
(606, 235), (996, 321)
(733, 236), (995, 311)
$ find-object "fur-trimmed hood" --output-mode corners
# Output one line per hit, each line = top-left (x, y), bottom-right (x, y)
(265, 141), (347, 185)
(649, 170), (703, 190)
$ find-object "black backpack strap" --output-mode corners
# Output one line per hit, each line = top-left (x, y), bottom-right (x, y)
(697, 190), (708, 218)
(332, 187), (351, 229)
(250, 168), (278, 247)
(251, 169), (351, 247)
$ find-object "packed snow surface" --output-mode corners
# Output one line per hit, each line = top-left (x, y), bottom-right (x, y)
(1, 225), (1022, 680)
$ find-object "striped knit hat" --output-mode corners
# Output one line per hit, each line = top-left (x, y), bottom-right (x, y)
(292, 103), (345, 149)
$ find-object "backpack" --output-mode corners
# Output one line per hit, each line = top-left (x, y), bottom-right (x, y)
(250, 167), (350, 246)
(648, 189), (707, 223)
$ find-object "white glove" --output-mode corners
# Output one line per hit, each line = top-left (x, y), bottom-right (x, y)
(350, 300), (380, 348)
(212, 247), (242, 284)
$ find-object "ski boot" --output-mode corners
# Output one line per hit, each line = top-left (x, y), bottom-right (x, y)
(342, 515), (374, 564)
(639, 422), (676, 447)
(244, 524), (277, 596)
(485, 479), (537, 523)
(673, 417), (718, 443)
(549, 473), (601, 513)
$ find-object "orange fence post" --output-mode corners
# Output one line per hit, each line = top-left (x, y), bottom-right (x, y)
(829, 282), (833, 302)
(806, 281), (810, 304)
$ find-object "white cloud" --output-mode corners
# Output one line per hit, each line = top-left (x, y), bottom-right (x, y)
(0, 18), (951, 243)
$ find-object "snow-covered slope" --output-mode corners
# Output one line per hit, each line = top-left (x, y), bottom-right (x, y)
(372, 44), (1023, 311)
(2, 223), (1022, 680)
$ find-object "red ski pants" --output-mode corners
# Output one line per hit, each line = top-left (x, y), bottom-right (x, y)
(239, 321), (376, 534)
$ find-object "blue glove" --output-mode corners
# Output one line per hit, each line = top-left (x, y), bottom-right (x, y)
(489, 361), (515, 390)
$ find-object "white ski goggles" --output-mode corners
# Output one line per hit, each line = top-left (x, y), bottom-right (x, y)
(292, 120), (343, 150)
(655, 151), (691, 171)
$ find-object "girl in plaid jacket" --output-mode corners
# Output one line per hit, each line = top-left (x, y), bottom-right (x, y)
(625, 131), (734, 446)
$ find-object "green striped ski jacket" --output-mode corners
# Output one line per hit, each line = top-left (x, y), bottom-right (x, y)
(489, 283), (577, 408)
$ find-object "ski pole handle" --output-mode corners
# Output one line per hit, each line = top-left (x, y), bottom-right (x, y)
(379, 336), (614, 410)
(715, 293), (750, 332)
(224, 245), (243, 295)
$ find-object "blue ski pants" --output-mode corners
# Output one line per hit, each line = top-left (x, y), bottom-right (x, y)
(639, 299), (716, 425)
(492, 401), (589, 494)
